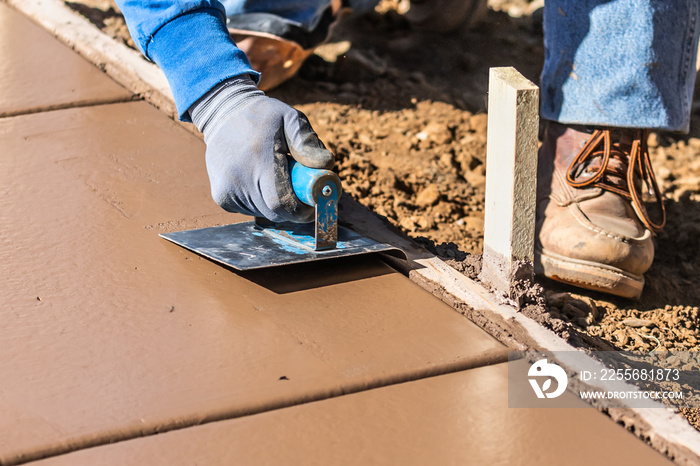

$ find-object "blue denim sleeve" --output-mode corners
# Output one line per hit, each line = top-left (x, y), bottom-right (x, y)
(115, 1), (260, 122)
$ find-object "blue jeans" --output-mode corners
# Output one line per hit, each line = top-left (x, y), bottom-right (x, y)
(542, 0), (700, 132)
(220, 0), (378, 31)
(221, 0), (700, 132)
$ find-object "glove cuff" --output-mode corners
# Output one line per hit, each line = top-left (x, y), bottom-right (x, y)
(188, 75), (264, 140)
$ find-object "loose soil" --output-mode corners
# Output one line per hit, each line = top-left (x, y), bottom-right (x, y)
(66, 0), (700, 427)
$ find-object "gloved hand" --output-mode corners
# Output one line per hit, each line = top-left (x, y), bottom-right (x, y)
(189, 75), (334, 223)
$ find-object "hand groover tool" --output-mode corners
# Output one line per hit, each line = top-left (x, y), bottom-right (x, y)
(160, 161), (403, 270)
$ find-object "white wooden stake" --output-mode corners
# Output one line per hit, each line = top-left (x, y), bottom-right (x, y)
(479, 67), (539, 301)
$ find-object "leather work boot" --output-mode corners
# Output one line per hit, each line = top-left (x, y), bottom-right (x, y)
(535, 121), (666, 299)
(227, 5), (345, 90)
(228, 0), (488, 90)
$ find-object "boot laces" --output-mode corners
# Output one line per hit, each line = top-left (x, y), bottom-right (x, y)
(566, 129), (666, 232)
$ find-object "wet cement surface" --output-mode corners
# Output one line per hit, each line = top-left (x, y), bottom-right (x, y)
(0, 2), (131, 117)
(31, 362), (672, 466)
(0, 6), (680, 465)
(0, 101), (506, 464)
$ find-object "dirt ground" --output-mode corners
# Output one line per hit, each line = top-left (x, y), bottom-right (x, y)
(65, 0), (700, 426)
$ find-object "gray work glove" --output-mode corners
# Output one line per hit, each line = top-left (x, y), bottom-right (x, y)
(189, 76), (334, 223)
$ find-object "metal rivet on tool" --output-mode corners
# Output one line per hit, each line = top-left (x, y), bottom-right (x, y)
(322, 185), (333, 197)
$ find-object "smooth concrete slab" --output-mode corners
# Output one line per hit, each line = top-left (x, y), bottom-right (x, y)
(0, 3), (131, 117)
(31, 362), (673, 466)
(0, 101), (505, 464)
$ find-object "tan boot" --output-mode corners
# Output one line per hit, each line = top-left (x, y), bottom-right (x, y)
(227, 7), (346, 91)
(229, 31), (315, 91)
(535, 121), (666, 299)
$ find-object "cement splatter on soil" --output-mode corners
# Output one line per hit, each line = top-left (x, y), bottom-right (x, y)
(66, 0), (700, 429)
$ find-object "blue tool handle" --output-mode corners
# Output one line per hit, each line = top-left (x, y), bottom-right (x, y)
(289, 160), (342, 207)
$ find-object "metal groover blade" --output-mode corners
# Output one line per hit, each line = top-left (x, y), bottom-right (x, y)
(314, 179), (338, 250)
(160, 222), (405, 270)
(159, 161), (405, 270)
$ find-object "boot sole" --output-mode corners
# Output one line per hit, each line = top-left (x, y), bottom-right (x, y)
(535, 248), (644, 300)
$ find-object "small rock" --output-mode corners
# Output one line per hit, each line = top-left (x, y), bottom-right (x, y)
(677, 176), (700, 190)
(432, 202), (453, 220)
(415, 184), (441, 207)
(562, 302), (586, 318)
(632, 332), (647, 349)
(584, 297), (600, 320)
(357, 133), (373, 147)
(613, 329), (630, 346)
(656, 166), (672, 181)
(372, 128), (389, 139)
(688, 137), (700, 151)
(376, 170), (397, 189)
(421, 122), (452, 145)
(464, 170), (485, 190)
(460, 215), (484, 232)
(545, 291), (570, 308)
(647, 132), (659, 148)
(374, 205), (394, 218)
(414, 215), (434, 230)
(622, 318), (655, 328)
(469, 113), (488, 135)
(399, 217), (416, 232)
(439, 152), (454, 168)
(313, 40), (351, 62)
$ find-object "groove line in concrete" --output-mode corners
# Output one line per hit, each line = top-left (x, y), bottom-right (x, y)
(2, 0), (178, 120)
(8, 348), (509, 466)
(0, 95), (139, 119)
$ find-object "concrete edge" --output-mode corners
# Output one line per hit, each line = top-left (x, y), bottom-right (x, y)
(7, 1), (700, 464)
